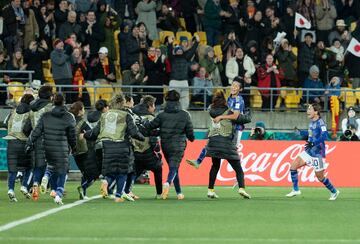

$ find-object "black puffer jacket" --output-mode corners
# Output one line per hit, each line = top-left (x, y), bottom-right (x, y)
(6, 102), (32, 172)
(145, 101), (194, 167)
(132, 103), (162, 169)
(206, 105), (239, 161)
(30, 98), (53, 168)
(27, 106), (76, 174)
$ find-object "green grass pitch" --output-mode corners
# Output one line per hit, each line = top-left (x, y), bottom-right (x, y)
(0, 181), (360, 243)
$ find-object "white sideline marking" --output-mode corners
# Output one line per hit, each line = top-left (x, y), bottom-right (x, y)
(0, 237), (359, 243)
(0, 195), (101, 232)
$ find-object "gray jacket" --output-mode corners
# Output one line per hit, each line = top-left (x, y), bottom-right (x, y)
(50, 48), (72, 82)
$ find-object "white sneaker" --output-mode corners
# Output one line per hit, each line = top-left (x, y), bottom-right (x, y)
(20, 186), (31, 199)
(40, 176), (49, 194)
(329, 190), (340, 201)
(8, 190), (18, 202)
(121, 193), (135, 202)
(286, 190), (301, 197)
(54, 195), (64, 205)
(207, 190), (219, 199)
(238, 188), (251, 199)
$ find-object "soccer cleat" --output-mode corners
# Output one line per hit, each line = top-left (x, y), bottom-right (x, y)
(50, 190), (57, 198)
(54, 195), (64, 205)
(329, 190), (340, 201)
(238, 188), (251, 199)
(286, 190), (301, 197)
(100, 180), (108, 198)
(177, 194), (185, 200)
(83, 196), (90, 200)
(8, 190), (18, 202)
(115, 197), (125, 203)
(40, 176), (49, 194)
(122, 193), (135, 202)
(207, 190), (219, 199)
(186, 159), (200, 169)
(32, 185), (39, 201)
(77, 186), (85, 200)
(128, 191), (140, 200)
(161, 183), (170, 200)
(155, 194), (162, 200)
(20, 186), (31, 199)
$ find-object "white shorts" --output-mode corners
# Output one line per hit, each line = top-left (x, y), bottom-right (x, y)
(298, 151), (326, 172)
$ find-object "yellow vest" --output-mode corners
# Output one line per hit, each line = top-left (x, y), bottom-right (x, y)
(208, 109), (233, 138)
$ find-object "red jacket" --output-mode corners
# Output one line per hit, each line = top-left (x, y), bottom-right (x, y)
(257, 64), (284, 97)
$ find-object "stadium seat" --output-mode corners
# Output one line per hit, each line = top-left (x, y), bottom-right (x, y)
(42, 59), (55, 84)
(179, 17), (186, 30)
(159, 31), (175, 44)
(176, 31), (192, 43)
(152, 40), (161, 48)
(86, 83), (114, 105)
(195, 31), (207, 45)
(7, 82), (25, 103)
(355, 88), (360, 103)
(284, 89), (301, 109)
(340, 88), (357, 108)
(213, 45), (223, 62)
(250, 87), (263, 108)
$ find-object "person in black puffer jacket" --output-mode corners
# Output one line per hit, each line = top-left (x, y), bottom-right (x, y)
(69, 101), (100, 200)
(3, 94), (34, 202)
(205, 91), (251, 199)
(124, 95), (163, 199)
(144, 90), (194, 200)
(29, 85), (54, 201)
(84, 94), (145, 203)
(86, 99), (109, 176)
(26, 93), (76, 205)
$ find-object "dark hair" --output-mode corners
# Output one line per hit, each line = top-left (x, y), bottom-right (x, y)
(20, 94), (34, 105)
(53, 93), (64, 106)
(212, 91), (227, 108)
(125, 94), (133, 103)
(304, 32), (314, 38)
(141, 95), (156, 108)
(233, 76), (244, 89)
(38, 85), (53, 99)
(165, 90), (180, 101)
(95, 99), (108, 111)
(69, 101), (84, 116)
(110, 93), (124, 109)
(310, 103), (321, 117)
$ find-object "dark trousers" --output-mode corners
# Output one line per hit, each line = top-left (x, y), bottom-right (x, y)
(209, 157), (244, 189)
(54, 79), (72, 104)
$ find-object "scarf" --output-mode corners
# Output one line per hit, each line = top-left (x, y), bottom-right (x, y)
(100, 57), (110, 76)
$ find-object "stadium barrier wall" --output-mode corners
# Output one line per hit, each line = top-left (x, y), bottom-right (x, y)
(151, 140), (360, 187)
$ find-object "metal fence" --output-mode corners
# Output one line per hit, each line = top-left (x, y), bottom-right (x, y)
(0, 70), (357, 112)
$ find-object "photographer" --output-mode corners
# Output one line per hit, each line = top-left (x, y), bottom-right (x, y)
(249, 121), (274, 140)
(340, 107), (360, 141)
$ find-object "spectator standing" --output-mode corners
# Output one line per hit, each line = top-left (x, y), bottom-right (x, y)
(276, 39), (298, 87)
(100, 15), (121, 62)
(315, 0), (337, 46)
(136, 0), (158, 41)
(203, 0), (230, 47)
(58, 11), (83, 42)
(282, 4), (296, 45)
(223, 0), (241, 35)
(243, 10), (266, 47)
(123, 25), (141, 70)
(114, 0), (136, 22)
(118, 22), (131, 71)
(222, 31), (242, 64)
(298, 32), (316, 87)
(81, 11), (105, 58)
(50, 39), (73, 103)
(37, 4), (55, 48)
(180, 0), (201, 33)
(328, 19), (351, 48)
(157, 4), (181, 33)
(70, 47), (90, 106)
(296, 0), (316, 28)
(303, 65), (324, 104)
(23, 0), (39, 49)
(23, 40), (49, 82)
(75, 0), (97, 15)
(54, 0), (68, 36)
(345, 52), (360, 89)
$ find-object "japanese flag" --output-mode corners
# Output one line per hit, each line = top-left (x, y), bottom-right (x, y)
(346, 38), (360, 58)
(295, 13), (311, 29)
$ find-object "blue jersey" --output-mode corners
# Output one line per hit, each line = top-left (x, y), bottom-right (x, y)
(301, 118), (328, 157)
(227, 94), (245, 131)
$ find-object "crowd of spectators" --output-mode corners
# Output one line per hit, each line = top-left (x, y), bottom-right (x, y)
(0, 0), (359, 109)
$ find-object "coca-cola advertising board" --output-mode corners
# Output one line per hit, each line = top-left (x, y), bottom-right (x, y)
(152, 140), (359, 187)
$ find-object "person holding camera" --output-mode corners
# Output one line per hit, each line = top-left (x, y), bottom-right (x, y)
(249, 121), (274, 140)
(340, 106), (360, 141)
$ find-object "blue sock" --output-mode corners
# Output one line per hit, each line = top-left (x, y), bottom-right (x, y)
(290, 170), (299, 191)
(8, 171), (17, 191)
(197, 148), (207, 165)
(321, 178), (337, 193)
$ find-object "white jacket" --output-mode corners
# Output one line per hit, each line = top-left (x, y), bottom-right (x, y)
(225, 55), (255, 84)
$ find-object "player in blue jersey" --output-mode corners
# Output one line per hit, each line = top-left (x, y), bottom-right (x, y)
(186, 77), (246, 168)
(286, 103), (340, 200)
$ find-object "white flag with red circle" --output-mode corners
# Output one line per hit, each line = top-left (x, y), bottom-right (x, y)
(347, 38), (360, 57)
(295, 13), (311, 29)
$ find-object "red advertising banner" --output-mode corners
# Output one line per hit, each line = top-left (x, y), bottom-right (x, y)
(152, 140), (360, 187)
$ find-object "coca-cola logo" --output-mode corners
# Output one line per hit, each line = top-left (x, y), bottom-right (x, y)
(216, 143), (337, 183)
